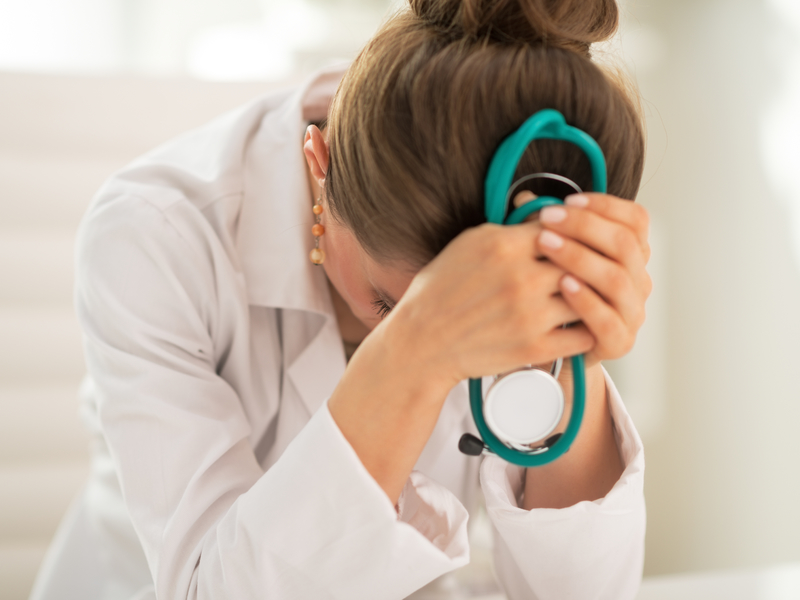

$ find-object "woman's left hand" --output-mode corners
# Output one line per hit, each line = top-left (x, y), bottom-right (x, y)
(533, 192), (652, 368)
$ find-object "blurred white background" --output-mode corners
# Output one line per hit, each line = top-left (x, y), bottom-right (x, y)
(1, 0), (799, 598)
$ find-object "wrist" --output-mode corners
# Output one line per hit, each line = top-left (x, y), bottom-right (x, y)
(329, 307), (456, 505)
(376, 306), (460, 399)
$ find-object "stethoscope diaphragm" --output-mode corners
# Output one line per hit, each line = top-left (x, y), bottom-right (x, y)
(483, 367), (565, 452)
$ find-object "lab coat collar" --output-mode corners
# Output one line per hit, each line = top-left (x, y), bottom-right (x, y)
(238, 65), (348, 420)
(238, 64), (346, 320)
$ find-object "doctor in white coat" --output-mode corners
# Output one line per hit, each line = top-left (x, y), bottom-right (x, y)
(30, 0), (650, 598)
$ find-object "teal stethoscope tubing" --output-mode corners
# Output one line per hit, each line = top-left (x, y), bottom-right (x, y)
(469, 109), (607, 467)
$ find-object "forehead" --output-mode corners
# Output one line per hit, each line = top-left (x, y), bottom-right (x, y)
(360, 248), (418, 302)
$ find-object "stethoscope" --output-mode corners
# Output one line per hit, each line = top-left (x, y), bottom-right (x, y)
(457, 109), (608, 467)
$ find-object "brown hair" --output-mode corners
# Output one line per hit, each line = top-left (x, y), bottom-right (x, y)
(325, 0), (645, 269)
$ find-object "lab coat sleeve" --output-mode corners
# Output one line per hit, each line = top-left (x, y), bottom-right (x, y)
(75, 193), (469, 600)
(480, 369), (646, 600)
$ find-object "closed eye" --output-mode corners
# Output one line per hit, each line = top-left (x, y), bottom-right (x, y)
(371, 297), (392, 319)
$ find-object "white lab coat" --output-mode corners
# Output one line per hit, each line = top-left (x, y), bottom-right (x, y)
(30, 65), (646, 600)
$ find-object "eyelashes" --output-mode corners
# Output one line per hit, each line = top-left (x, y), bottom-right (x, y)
(371, 298), (392, 319)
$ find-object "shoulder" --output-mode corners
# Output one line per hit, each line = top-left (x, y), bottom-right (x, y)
(98, 84), (299, 213)
(76, 83), (302, 281)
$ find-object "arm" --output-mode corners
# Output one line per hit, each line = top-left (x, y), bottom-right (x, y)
(77, 194), (468, 600)
(483, 368), (646, 600)
(328, 193), (650, 513)
(523, 361), (623, 510)
(482, 193), (651, 599)
(326, 213), (597, 508)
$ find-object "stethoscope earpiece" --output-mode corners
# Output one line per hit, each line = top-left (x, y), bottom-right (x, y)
(463, 108), (607, 468)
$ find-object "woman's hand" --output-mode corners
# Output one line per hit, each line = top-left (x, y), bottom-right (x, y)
(514, 192), (649, 509)
(534, 193), (652, 368)
(330, 207), (597, 505)
(384, 216), (597, 391)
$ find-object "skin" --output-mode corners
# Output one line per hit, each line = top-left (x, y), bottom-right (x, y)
(303, 125), (652, 509)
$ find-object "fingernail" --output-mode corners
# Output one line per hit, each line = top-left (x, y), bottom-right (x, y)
(539, 206), (567, 224)
(539, 230), (564, 249)
(565, 194), (589, 208)
(562, 275), (580, 293)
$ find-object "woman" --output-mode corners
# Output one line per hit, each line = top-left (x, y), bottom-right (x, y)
(31, 0), (650, 598)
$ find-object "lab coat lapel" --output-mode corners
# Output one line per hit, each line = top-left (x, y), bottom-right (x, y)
(262, 308), (346, 469)
(237, 67), (347, 420)
(414, 380), (473, 472)
(285, 311), (346, 417)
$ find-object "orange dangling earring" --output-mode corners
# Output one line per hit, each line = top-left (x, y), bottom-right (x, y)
(309, 196), (325, 265)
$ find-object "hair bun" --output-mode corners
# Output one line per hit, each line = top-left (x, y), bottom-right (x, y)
(410, 0), (619, 55)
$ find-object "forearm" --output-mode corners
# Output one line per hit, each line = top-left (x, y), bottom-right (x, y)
(328, 315), (455, 506)
(523, 362), (624, 509)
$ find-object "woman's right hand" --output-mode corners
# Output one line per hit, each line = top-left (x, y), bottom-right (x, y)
(329, 216), (595, 505)
(384, 219), (596, 391)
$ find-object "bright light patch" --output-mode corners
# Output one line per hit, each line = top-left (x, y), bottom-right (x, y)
(187, 1), (327, 81)
(760, 0), (800, 267)
(0, 0), (121, 74)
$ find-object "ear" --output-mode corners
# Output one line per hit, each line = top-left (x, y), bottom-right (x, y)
(303, 125), (329, 187)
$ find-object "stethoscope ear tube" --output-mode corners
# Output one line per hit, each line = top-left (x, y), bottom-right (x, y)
(468, 355), (585, 467)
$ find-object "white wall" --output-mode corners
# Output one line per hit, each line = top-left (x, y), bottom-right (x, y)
(0, 0), (397, 80)
(0, 72), (287, 600)
(608, 0), (800, 576)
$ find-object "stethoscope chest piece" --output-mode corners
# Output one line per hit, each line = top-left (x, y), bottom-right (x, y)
(484, 368), (564, 452)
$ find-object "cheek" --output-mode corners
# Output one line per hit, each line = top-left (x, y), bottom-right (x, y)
(321, 226), (381, 323)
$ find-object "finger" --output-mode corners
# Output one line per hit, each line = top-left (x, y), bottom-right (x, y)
(514, 192), (551, 260)
(484, 216), (547, 260)
(537, 231), (646, 329)
(564, 193), (650, 254)
(520, 258), (568, 296)
(540, 322), (595, 362)
(514, 190), (539, 209)
(537, 293), (581, 328)
(538, 203), (647, 284)
(558, 274), (636, 364)
(508, 298), (581, 348)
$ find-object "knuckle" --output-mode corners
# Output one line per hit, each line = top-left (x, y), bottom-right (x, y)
(633, 204), (650, 234)
(488, 234), (517, 260)
(621, 332), (636, 356)
(562, 241), (586, 271)
(574, 328), (596, 354)
(635, 305), (647, 329)
(597, 315), (618, 340)
(612, 227), (638, 256)
(643, 273), (654, 298)
(606, 264), (629, 291)
(505, 266), (528, 293)
(571, 210), (592, 239)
